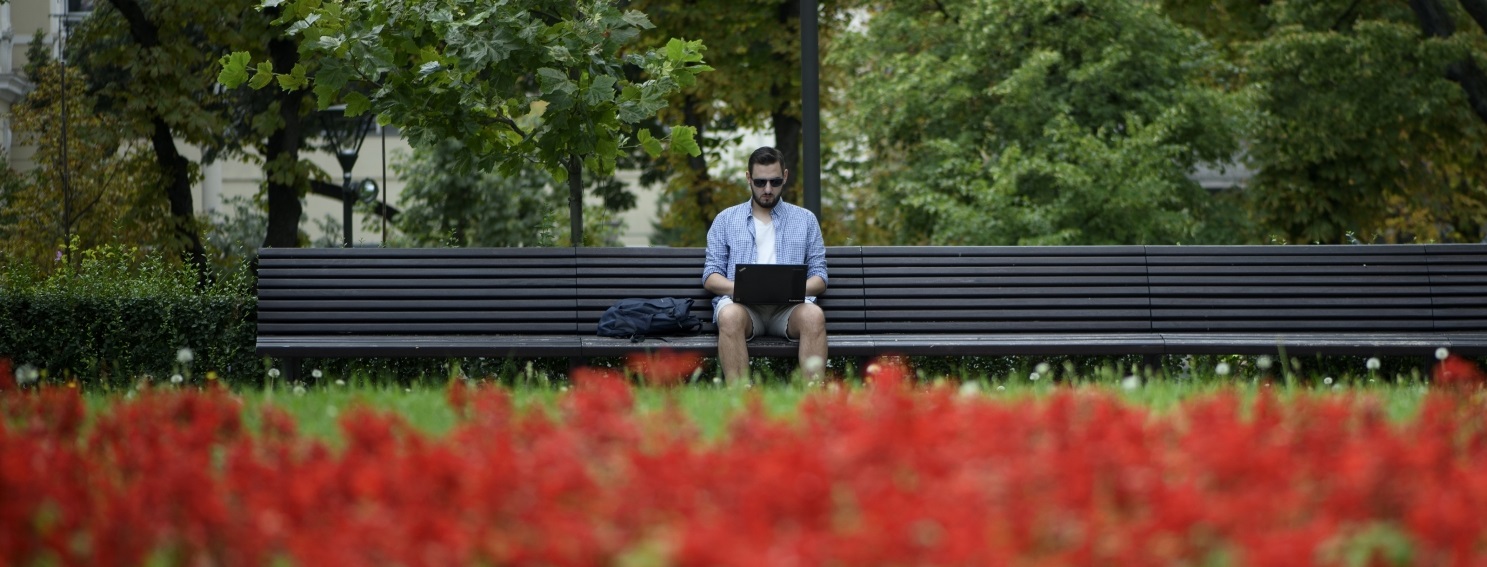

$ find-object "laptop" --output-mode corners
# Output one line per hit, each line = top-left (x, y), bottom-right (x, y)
(733, 264), (808, 304)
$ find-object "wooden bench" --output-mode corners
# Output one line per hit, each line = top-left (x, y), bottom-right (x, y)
(256, 244), (1487, 378)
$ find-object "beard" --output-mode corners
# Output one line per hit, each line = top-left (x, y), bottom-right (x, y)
(753, 191), (781, 209)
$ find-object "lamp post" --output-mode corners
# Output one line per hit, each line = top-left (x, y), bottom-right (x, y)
(320, 105), (376, 247)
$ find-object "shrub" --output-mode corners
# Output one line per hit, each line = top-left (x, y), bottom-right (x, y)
(0, 245), (257, 385)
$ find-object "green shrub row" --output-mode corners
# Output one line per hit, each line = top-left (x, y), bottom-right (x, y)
(0, 246), (259, 385)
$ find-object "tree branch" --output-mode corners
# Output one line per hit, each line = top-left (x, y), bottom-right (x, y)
(928, 0), (959, 25)
(1331, 0), (1363, 31)
(1459, 0), (1487, 32)
(1411, 0), (1487, 124)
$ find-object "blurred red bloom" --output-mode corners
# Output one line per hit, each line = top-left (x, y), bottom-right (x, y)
(625, 350), (702, 387)
(1434, 354), (1487, 391)
(864, 355), (912, 389)
(0, 358), (14, 392)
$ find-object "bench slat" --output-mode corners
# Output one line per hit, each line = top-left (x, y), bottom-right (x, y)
(259, 323), (580, 333)
(257, 335), (584, 358)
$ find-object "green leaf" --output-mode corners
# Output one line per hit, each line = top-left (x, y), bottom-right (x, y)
(248, 61), (275, 90)
(671, 125), (700, 157)
(537, 67), (574, 95)
(344, 92), (372, 116)
(621, 10), (654, 29)
(585, 74), (617, 106)
(313, 83), (340, 110)
(286, 13), (321, 36)
(637, 129), (663, 157)
(665, 38), (685, 63)
(217, 52), (251, 88)
(276, 63), (309, 91)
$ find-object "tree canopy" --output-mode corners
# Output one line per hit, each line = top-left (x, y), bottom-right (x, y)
(220, 0), (711, 244)
(833, 0), (1243, 245)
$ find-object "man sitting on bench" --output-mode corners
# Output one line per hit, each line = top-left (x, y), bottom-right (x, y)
(702, 146), (829, 383)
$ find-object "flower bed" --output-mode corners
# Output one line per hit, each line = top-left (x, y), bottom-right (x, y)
(3, 365), (1487, 565)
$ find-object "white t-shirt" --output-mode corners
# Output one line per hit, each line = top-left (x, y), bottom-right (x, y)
(753, 216), (776, 264)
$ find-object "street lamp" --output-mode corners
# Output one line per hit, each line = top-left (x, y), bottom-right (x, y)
(320, 105), (375, 247)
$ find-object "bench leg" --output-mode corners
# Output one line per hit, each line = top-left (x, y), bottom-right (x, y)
(1141, 354), (1162, 377)
(280, 357), (302, 385)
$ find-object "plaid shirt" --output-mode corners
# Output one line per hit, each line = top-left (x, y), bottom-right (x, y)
(702, 200), (828, 314)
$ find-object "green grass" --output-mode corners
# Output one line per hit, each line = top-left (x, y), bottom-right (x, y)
(65, 351), (1451, 445)
(119, 372), (1432, 446)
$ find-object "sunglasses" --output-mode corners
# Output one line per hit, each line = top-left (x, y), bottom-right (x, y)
(751, 177), (785, 188)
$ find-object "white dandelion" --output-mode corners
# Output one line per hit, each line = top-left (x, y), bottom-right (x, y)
(1121, 376), (1141, 390)
(1215, 362), (1231, 376)
(268, 368), (281, 379)
(1436, 347), (1450, 361)
(16, 365), (39, 385)
(1323, 377), (1333, 385)
(1256, 356), (1273, 370)
(1029, 372), (1041, 382)
(176, 348), (194, 365)
(1035, 362), (1051, 375)
(311, 369), (323, 379)
(170, 374), (184, 384)
(1366, 358), (1381, 371)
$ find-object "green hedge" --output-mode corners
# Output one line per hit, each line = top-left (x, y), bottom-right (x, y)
(0, 247), (258, 385)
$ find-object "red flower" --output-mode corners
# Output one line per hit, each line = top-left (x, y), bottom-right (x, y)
(625, 350), (702, 387)
(864, 355), (912, 389)
(1434, 354), (1487, 391)
(0, 358), (14, 392)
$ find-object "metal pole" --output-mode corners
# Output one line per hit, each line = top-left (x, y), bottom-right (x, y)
(381, 125), (387, 245)
(342, 170), (353, 247)
(800, 0), (821, 217)
(59, 18), (73, 261)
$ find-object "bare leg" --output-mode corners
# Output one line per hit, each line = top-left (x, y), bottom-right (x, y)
(789, 303), (827, 381)
(716, 303), (753, 383)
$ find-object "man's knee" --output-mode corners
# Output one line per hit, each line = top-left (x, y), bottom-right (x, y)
(717, 304), (751, 337)
(794, 303), (826, 335)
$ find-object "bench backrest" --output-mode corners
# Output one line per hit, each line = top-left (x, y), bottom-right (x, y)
(257, 247), (868, 339)
(258, 245), (1487, 343)
(858, 246), (1151, 334)
(1146, 245), (1435, 333)
(257, 248), (582, 337)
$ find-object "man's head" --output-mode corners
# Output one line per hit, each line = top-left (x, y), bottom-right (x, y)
(746, 146), (788, 210)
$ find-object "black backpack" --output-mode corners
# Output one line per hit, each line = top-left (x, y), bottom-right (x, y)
(596, 297), (704, 342)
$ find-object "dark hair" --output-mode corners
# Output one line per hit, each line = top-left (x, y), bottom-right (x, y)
(747, 146), (786, 176)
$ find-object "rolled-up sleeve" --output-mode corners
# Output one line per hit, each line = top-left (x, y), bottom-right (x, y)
(804, 213), (828, 284)
(702, 216), (730, 285)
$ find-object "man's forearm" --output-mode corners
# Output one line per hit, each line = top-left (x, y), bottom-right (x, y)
(806, 275), (827, 297)
(705, 272), (735, 296)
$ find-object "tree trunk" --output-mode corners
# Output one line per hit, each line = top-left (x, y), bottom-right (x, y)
(1411, 0), (1487, 124)
(149, 116), (208, 275)
(261, 33), (306, 248)
(568, 154), (584, 246)
(105, 0), (208, 277)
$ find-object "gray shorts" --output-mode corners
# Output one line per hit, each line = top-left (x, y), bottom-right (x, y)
(716, 299), (802, 341)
